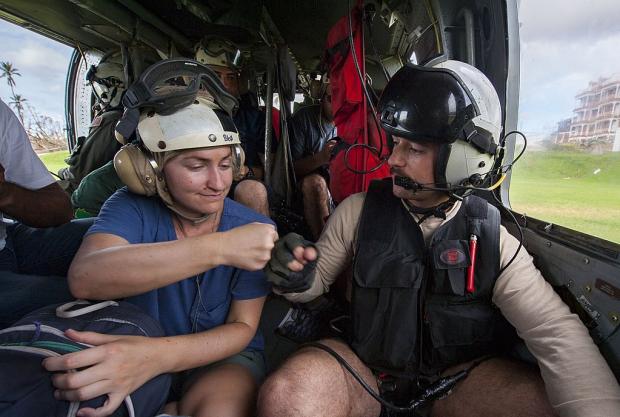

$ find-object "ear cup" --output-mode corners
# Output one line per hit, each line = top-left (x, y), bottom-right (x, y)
(113, 144), (159, 196)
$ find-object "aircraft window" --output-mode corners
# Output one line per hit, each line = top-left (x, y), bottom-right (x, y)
(511, 0), (620, 244)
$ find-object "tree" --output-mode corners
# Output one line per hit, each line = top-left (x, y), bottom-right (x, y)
(9, 94), (27, 125)
(0, 61), (21, 98)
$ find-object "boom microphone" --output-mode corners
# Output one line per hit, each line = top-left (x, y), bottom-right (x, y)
(394, 176), (422, 191)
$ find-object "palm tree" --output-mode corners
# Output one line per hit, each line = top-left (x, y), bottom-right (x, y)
(9, 94), (27, 125)
(0, 61), (21, 98)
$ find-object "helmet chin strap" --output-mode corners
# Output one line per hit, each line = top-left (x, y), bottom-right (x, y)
(404, 198), (455, 225)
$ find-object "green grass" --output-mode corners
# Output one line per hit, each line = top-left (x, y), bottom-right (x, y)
(37, 149), (620, 243)
(510, 150), (620, 243)
(38, 150), (70, 176)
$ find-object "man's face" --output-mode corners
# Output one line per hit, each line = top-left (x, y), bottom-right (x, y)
(387, 137), (448, 207)
(210, 65), (240, 98)
(163, 146), (234, 217)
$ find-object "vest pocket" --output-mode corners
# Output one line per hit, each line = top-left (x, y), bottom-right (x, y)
(352, 244), (425, 371)
(424, 298), (498, 370)
(431, 240), (471, 296)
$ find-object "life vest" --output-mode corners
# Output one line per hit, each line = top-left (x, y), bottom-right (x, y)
(352, 179), (515, 376)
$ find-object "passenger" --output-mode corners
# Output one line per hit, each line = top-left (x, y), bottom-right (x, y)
(197, 40), (271, 217)
(58, 56), (125, 191)
(43, 97), (277, 417)
(290, 78), (338, 240)
(0, 98), (92, 328)
(258, 61), (620, 417)
(70, 160), (124, 217)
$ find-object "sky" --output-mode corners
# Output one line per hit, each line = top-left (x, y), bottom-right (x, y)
(517, 0), (620, 139)
(0, 1), (619, 137)
(0, 19), (73, 125)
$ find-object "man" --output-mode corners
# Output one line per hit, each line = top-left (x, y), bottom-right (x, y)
(258, 61), (620, 417)
(58, 55), (125, 192)
(196, 40), (270, 217)
(0, 98), (92, 328)
(290, 79), (338, 240)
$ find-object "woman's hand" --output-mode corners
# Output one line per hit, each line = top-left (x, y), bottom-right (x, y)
(43, 329), (164, 417)
(217, 222), (278, 270)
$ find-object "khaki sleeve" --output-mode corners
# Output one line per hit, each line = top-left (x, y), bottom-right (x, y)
(283, 193), (364, 303)
(493, 226), (620, 417)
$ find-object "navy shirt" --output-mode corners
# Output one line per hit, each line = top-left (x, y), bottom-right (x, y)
(290, 105), (337, 161)
(87, 188), (273, 352)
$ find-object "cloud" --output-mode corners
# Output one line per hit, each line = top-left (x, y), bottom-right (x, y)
(517, 0), (620, 135)
(519, 0), (620, 43)
(0, 20), (73, 126)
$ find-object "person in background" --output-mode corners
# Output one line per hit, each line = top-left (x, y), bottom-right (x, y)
(197, 39), (271, 217)
(289, 78), (337, 240)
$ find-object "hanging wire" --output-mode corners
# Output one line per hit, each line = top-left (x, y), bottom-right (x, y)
(338, 0), (389, 175)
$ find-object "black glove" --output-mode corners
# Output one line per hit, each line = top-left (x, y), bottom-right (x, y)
(265, 233), (318, 293)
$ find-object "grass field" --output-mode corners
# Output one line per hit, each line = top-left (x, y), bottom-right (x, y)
(38, 150), (69, 177)
(37, 149), (620, 243)
(509, 149), (620, 243)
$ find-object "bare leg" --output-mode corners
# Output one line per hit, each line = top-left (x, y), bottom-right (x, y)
(300, 174), (331, 240)
(234, 179), (270, 217)
(431, 357), (556, 417)
(178, 363), (257, 417)
(257, 338), (381, 417)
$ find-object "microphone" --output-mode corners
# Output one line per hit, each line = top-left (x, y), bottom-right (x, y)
(394, 176), (423, 191)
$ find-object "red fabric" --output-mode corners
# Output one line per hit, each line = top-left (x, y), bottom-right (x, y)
(325, 1), (390, 203)
(271, 107), (281, 141)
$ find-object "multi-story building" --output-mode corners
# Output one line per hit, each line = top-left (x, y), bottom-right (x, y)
(553, 74), (620, 151)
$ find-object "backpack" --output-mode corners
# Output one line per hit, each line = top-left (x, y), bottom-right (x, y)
(0, 300), (171, 417)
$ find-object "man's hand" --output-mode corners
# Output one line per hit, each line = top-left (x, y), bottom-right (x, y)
(218, 222), (278, 271)
(318, 141), (337, 165)
(43, 330), (162, 417)
(265, 233), (318, 293)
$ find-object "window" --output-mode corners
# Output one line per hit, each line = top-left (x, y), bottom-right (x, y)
(511, 0), (620, 244)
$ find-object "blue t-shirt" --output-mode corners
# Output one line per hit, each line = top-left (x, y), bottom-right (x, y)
(87, 188), (273, 352)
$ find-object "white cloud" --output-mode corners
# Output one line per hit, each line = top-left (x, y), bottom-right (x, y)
(518, 0), (620, 135)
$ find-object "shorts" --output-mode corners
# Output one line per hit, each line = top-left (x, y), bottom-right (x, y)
(168, 349), (266, 402)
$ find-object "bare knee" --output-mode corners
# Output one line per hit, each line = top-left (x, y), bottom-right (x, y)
(234, 179), (269, 216)
(300, 174), (328, 198)
(257, 370), (303, 417)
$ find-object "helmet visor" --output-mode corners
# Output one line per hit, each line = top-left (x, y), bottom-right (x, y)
(378, 64), (478, 143)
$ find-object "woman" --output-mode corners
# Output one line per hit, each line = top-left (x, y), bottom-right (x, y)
(43, 97), (278, 417)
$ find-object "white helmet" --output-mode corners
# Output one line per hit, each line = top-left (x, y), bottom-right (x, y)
(138, 96), (240, 152)
(195, 38), (241, 68)
(378, 60), (503, 196)
(87, 56), (126, 108)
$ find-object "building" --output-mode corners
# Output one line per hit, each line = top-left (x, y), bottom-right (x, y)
(554, 74), (620, 151)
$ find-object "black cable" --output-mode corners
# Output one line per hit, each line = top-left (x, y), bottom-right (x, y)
(493, 130), (528, 276)
(303, 341), (492, 413)
(302, 341), (412, 412)
(344, 0), (388, 174)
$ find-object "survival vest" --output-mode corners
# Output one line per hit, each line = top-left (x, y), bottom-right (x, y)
(351, 179), (515, 377)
